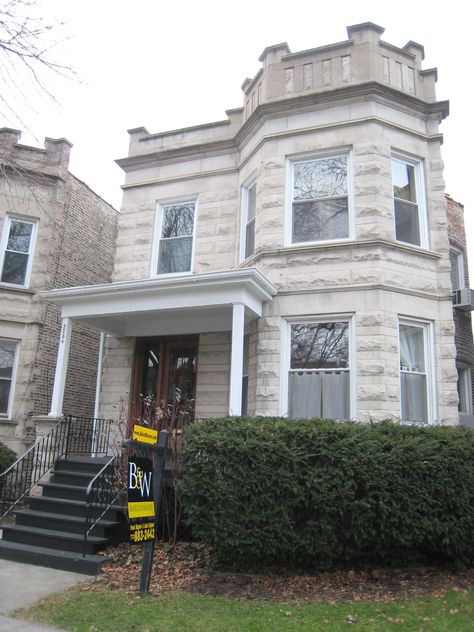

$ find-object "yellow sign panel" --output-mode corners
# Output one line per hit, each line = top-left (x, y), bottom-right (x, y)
(130, 521), (155, 544)
(132, 425), (158, 444)
(128, 500), (155, 519)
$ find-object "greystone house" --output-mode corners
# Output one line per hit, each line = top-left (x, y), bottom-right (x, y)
(43, 23), (474, 435)
(0, 130), (118, 455)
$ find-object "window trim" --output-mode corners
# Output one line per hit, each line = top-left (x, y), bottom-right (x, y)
(239, 173), (257, 262)
(150, 197), (198, 278)
(0, 338), (20, 419)
(280, 313), (356, 419)
(284, 148), (354, 247)
(391, 151), (428, 249)
(0, 215), (38, 288)
(398, 315), (436, 425)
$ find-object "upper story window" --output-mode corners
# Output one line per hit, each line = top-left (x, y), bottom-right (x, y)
(0, 339), (19, 417)
(392, 155), (428, 248)
(449, 248), (464, 291)
(287, 152), (350, 245)
(0, 217), (37, 287)
(285, 317), (352, 420)
(398, 317), (435, 424)
(240, 176), (256, 261)
(152, 201), (196, 275)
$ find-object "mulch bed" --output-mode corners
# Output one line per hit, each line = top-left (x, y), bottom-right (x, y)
(95, 542), (474, 603)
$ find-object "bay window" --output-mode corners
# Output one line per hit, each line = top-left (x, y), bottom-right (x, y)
(392, 155), (427, 247)
(287, 319), (351, 419)
(240, 176), (256, 260)
(288, 152), (350, 245)
(398, 317), (434, 423)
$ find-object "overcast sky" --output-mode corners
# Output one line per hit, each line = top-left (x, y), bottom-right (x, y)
(2, 0), (473, 263)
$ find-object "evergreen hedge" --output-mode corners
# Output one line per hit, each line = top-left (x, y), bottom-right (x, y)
(0, 441), (16, 474)
(178, 418), (474, 569)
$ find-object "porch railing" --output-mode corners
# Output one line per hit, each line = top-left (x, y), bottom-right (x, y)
(83, 450), (125, 556)
(0, 415), (114, 520)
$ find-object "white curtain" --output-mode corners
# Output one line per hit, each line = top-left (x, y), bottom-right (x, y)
(399, 324), (427, 421)
(289, 371), (349, 420)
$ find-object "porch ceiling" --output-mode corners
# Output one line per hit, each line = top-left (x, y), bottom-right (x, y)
(41, 268), (277, 337)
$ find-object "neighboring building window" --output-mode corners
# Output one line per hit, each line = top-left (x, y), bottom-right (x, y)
(154, 201), (195, 275)
(0, 217), (37, 287)
(0, 339), (18, 417)
(289, 153), (349, 244)
(399, 318), (434, 423)
(457, 366), (472, 415)
(288, 319), (350, 419)
(241, 179), (256, 260)
(392, 155), (427, 247)
(449, 248), (464, 291)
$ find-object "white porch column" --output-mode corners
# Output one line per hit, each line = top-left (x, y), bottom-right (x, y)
(229, 303), (245, 416)
(49, 317), (73, 417)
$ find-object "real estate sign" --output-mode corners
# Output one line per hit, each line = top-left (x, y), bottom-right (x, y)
(127, 455), (155, 544)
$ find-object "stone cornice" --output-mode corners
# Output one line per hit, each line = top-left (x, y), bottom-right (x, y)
(116, 82), (448, 174)
(276, 283), (453, 302)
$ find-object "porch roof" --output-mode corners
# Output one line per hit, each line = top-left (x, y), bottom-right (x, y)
(41, 268), (277, 337)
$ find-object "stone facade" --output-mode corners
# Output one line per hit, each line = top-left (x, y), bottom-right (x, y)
(94, 23), (469, 426)
(0, 129), (118, 454)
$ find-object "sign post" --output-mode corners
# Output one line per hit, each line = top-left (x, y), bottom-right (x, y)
(123, 426), (169, 595)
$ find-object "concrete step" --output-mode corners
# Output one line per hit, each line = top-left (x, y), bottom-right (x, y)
(0, 539), (110, 575)
(15, 509), (118, 537)
(2, 524), (107, 555)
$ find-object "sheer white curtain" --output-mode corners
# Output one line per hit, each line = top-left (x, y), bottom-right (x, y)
(399, 324), (427, 422)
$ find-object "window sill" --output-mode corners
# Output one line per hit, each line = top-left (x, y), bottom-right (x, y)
(0, 283), (35, 295)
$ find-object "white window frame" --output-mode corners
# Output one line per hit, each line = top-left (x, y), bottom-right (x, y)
(0, 215), (38, 288)
(150, 197), (198, 277)
(457, 365), (472, 416)
(0, 338), (20, 419)
(398, 316), (436, 424)
(239, 173), (257, 262)
(391, 152), (429, 249)
(284, 148), (354, 247)
(280, 314), (356, 419)
(449, 247), (465, 292)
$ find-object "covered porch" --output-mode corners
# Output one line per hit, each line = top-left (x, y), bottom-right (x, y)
(42, 269), (277, 420)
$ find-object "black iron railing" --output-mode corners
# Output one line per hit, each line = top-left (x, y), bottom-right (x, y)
(0, 415), (113, 520)
(83, 450), (125, 556)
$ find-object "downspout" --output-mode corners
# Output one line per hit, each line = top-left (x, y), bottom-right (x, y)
(92, 332), (105, 455)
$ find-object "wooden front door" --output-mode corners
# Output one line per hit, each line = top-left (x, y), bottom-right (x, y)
(133, 337), (198, 418)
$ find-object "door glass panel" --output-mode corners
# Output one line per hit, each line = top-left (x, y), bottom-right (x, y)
(141, 343), (161, 398)
(167, 347), (197, 406)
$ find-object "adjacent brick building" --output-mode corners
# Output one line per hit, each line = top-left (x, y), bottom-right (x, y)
(0, 129), (118, 454)
(446, 195), (474, 426)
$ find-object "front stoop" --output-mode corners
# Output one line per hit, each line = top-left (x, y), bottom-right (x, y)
(0, 456), (125, 575)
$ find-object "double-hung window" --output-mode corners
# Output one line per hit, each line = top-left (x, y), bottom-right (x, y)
(0, 217), (37, 287)
(154, 201), (196, 275)
(288, 153), (350, 244)
(241, 177), (256, 260)
(0, 339), (19, 417)
(392, 155), (427, 247)
(287, 319), (351, 420)
(457, 366), (472, 415)
(398, 317), (434, 423)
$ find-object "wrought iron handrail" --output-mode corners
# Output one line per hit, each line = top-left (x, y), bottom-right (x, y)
(0, 415), (114, 520)
(83, 450), (125, 556)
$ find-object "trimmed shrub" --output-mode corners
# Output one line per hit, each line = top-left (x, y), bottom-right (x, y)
(178, 418), (474, 569)
(0, 441), (16, 474)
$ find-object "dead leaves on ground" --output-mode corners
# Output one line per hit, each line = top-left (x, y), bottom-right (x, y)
(89, 542), (474, 604)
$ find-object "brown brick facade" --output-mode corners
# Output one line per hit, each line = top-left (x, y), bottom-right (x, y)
(0, 129), (118, 453)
